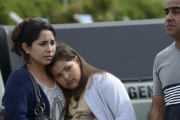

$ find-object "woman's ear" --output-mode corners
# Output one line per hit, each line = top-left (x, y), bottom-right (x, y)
(22, 43), (30, 54)
(75, 56), (81, 65)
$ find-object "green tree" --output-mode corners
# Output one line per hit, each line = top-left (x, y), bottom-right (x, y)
(112, 0), (166, 21)
(0, 0), (166, 25)
(0, 0), (62, 25)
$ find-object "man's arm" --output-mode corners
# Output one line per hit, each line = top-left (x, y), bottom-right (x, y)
(147, 95), (165, 120)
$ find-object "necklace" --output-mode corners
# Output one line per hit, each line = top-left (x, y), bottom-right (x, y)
(72, 101), (78, 110)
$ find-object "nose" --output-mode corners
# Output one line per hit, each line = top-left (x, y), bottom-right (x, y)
(165, 11), (174, 22)
(63, 73), (70, 80)
(46, 43), (53, 52)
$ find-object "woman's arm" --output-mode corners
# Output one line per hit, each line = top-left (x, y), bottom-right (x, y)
(4, 71), (31, 120)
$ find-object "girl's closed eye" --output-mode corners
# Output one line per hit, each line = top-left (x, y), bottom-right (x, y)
(66, 66), (71, 71)
(55, 74), (61, 78)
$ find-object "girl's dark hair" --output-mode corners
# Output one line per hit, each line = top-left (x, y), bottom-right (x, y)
(47, 44), (105, 119)
(10, 18), (56, 63)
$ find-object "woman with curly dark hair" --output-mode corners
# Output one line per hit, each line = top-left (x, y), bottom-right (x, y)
(4, 18), (65, 120)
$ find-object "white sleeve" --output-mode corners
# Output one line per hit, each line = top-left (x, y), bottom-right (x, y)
(100, 73), (137, 120)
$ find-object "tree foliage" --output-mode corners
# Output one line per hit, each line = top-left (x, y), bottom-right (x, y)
(0, 0), (166, 25)
(0, 0), (61, 25)
(114, 0), (166, 20)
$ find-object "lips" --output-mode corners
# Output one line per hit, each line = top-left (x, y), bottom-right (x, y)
(44, 55), (53, 60)
(166, 24), (174, 28)
(67, 79), (75, 85)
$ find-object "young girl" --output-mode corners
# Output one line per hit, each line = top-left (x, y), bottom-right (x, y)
(48, 44), (136, 120)
(4, 18), (64, 120)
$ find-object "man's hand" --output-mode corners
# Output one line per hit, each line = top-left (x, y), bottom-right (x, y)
(147, 95), (165, 120)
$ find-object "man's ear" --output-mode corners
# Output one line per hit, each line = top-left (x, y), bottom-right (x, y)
(22, 43), (30, 54)
(75, 56), (81, 65)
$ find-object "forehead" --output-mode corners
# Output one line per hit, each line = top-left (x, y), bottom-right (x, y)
(54, 60), (71, 68)
(167, 0), (180, 7)
(38, 30), (54, 38)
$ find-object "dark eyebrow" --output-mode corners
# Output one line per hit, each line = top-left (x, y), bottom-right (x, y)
(53, 73), (60, 76)
(164, 6), (180, 11)
(63, 65), (68, 71)
(164, 8), (168, 11)
(40, 41), (47, 42)
(52, 65), (69, 76)
(39, 39), (56, 42)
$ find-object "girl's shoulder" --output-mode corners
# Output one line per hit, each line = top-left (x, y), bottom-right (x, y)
(90, 72), (122, 87)
(86, 73), (124, 94)
(93, 72), (119, 81)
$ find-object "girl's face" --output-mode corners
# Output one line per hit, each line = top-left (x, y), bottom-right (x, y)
(50, 56), (81, 90)
(24, 30), (56, 65)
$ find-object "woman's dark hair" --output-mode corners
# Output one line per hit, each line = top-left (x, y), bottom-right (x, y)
(47, 44), (105, 119)
(10, 18), (56, 63)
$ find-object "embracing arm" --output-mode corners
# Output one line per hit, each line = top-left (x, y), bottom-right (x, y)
(101, 73), (136, 120)
(147, 95), (165, 120)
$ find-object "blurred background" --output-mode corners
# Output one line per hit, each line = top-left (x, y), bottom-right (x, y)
(0, 0), (166, 25)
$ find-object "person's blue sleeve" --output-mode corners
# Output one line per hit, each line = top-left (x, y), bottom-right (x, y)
(4, 73), (30, 120)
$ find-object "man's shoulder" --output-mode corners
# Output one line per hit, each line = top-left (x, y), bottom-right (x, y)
(156, 42), (174, 58)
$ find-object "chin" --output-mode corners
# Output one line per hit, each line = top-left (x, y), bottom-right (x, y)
(43, 61), (51, 65)
(68, 87), (76, 90)
(166, 32), (176, 38)
(67, 86), (77, 90)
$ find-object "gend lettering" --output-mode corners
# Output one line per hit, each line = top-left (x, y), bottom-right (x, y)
(125, 85), (153, 99)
